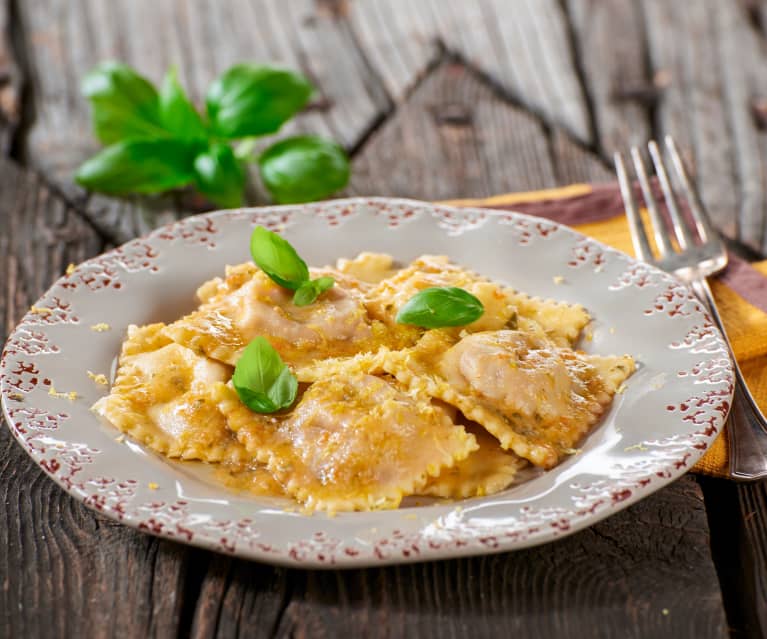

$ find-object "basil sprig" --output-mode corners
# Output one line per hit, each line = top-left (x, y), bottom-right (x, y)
(395, 287), (484, 328)
(293, 277), (335, 307)
(259, 136), (350, 205)
(75, 62), (350, 207)
(232, 337), (298, 413)
(250, 226), (334, 306)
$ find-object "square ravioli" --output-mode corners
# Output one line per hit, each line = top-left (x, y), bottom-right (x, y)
(214, 372), (478, 513)
(94, 245), (637, 513)
(419, 424), (527, 499)
(365, 255), (518, 332)
(165, 264), (403, 378)
(383, 330), (635, 468)
(365, 254), (590, 345)
(92, 323), (248, 463)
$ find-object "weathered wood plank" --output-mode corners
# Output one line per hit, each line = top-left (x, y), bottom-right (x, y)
(184, 477), (727, 639)
(566, 0), (652, 155)
(0, 156), (192, 639)
(348, 0), (592, 144)
(346, 0), (440, 101)
(549, 129), (613, 184)
(735, 481), (767, 636)
(348, 61), (557, 199)
(714, 0), (767, 252)
(349, 61), (611, 198)
(642, 0), (767, 250)
(0, 0), (22, 153)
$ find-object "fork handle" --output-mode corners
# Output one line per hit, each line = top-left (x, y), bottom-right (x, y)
(690, 277), (767, 481)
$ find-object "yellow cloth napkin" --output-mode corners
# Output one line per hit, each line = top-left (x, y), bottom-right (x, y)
(446, 184), (767, 478)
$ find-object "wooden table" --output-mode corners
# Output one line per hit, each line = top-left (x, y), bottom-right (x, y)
(2, 2), (767, 637)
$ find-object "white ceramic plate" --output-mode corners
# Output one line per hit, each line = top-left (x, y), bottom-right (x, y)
(1, 198), (734, 568)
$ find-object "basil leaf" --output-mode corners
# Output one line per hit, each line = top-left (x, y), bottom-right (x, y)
(258, 135), (350, 204)
(194, 143), (245, 208)
(232, 337), (298, 413)
(250, 226), (309, 290)
(75, 139), (198, 195)
(395, 287), (484, 328)
(293, 276), (335, 307)
(206, 64), (313, 139)
(159, 68), (208, 140)
(82, 62), (168, 144)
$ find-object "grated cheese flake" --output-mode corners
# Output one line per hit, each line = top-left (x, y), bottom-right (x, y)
(91, 323), (111, 332)
(65, 263), (76, 276)
(148, 482), (159, 490)
(48, 385), (78, 401)
(552, 275), (565, 285)
(624, 443), (648, 452)
(87, 370), (109, 385)
(30, 306), (52, 316)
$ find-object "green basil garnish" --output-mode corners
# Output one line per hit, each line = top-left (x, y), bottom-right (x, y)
(249, 226), (310, 290)
(249, 226), (335, 304)
(232, 337), (298, 413)
(395, 286), (484, 328)
(293, 276), (335, 307)
(258, 135), (350, 204)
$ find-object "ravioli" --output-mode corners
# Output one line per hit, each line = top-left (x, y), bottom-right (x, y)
(505, 291), (591, 347)
(419, 425), (527, 498)
(365, 255), (518, 332)
(214, 373), (478, 512)
(336, 252), (398, 284)
(95, 248), (635, 512)
(214, 463), (286, 497)
(165, 267), (396, 378)
(92, 323), (248, 463)
(383, 330), (635, 468)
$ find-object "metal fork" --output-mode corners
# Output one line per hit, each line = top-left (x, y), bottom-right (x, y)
(614, 136), (767, 481)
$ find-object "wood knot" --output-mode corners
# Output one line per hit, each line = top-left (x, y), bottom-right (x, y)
(431, 103), (473, 127)
(612, 69), (671, 106)
(314, 0), (349, 19)
(751, 97), (767, 131)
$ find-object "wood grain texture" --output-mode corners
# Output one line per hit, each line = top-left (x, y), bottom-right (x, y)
(184, 476), (727, 639)
(0, 156), (192, 639)
(641, 0), (767, 249)
(735, 481), (767, 637)
(0, 0), (21, 152)
(565, 0), (651, 155)
(348, 0), (591, 143)
(349, 61), (610, 198)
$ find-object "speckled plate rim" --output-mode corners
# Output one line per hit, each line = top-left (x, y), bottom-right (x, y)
(0, 197), (734, 568)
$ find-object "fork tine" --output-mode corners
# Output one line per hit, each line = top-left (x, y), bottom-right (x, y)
(630, 146), (675, 258)
(664, 136), (717, 244)
(614, 151), (654, 262)
(647, 140), (696, 250)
